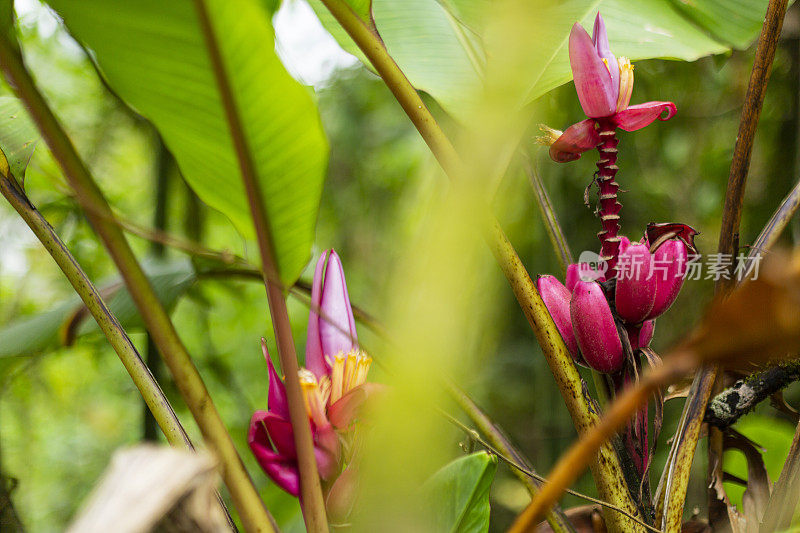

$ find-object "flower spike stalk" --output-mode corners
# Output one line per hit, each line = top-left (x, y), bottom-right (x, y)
(595, 117), (623, 273)
(544, 13), (676, 273)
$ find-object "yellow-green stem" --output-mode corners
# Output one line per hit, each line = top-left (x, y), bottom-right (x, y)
(191, 1), (328, 530)
(0, 33), (275, 533)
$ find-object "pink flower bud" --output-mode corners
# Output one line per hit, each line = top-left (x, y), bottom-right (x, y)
(537, 275), (581, 363)
(615, 243), (657, 323)
(326, 463), (359, 523)
(570, 280), (623, 373)
(646, 240), (688, 319)
(565, 262), (605, 292)
(306, 250), (358, 378)
(625, 320), (655, 349)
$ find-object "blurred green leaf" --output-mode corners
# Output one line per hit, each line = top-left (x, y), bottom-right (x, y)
(666, 0), (782, 50)
(0, 96), (38, 182)
(46, 0), (328, 284)
(310, 0), (772, 118)
(423, 451), (498, 533)
(0, 260), (196, 360)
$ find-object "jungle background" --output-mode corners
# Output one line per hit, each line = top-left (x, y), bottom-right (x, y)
(1, 0), (800, 531)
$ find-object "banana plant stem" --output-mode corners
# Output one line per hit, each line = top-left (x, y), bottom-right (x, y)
(0, 35), (276, 533)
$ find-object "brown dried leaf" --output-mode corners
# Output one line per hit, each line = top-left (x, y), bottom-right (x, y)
(676, 250), (800, 373)
(724, 431), (771, 526)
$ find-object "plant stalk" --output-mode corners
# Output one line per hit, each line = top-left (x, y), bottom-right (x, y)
(144, 135), (171, 442)
(595, 118), (623, 276)
(190, 1), (328, 530)
(0, 33), (275, 533)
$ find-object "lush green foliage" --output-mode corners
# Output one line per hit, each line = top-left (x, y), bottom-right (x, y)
(1, 0), (799, 531)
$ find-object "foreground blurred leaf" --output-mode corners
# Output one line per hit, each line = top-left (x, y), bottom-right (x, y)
(0, 261), (196, 360)
(676, 250), (800, 373)
(311, 0), (770, 118)
(46, 0), (328, 284)
(423, 451), (498, 533)
(0, 96), (37, 183)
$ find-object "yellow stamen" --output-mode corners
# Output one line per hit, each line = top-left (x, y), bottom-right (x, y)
(299, 369), (331, 427)
(535, 124), (562, 147)
(329, 349), (373, 404)
(616, 57), (634, 112)
(602, 57), (611, 75)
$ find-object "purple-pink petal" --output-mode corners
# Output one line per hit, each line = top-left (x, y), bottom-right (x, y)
(248, 411), (300, 496)
(625, 320), (655, 349)
(592, 13), (619, 99)
(306, 250), (358, 378)
(570, 280), (623, 373)
(263, 340), (290, 419)
(261, 412), (297, 459)
(549, 119), (600, 162)
(569, 23), (617, 118)
(314, 423), (341, 480)
(566, 262), (605, 292)
(305, 252), (329, 377)
(638, 320), (655, 347)
(614, 101), (676, 132)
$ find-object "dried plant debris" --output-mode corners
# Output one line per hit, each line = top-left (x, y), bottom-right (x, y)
(67, 445), (228, 533)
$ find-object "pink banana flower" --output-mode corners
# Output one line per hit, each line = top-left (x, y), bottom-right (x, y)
(548, 13), (676, 163)
(248, 250), (377, 497)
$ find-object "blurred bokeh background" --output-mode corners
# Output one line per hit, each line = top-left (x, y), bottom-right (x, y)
(2, 0), (800, 531)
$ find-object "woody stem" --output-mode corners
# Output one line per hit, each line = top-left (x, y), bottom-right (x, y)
(595, 118), (622, 275)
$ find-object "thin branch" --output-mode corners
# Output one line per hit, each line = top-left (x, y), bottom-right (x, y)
(717, 0), (790, 287)
(317, 2), (643, 529)
(704, 362), (800, 429)
(0, 32), (275, 533)
(190, 1), (327, 530)
(660, 1), (789, 528)
(742, 175), (800, 277)
(444, 382), (576, 533)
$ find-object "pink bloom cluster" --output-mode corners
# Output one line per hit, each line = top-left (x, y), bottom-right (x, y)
(248, 250), (377, 517)
(538, 235), (688, 373)
(547, 13), (676, 163)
